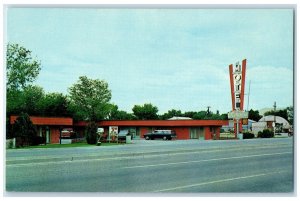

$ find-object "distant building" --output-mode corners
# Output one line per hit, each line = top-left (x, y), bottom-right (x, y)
(168, 116), (192, 120)
(252, 115), (291, 135)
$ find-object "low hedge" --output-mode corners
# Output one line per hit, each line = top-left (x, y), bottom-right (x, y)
(242, 132), (255, 139)
(257, 129), (274, 138)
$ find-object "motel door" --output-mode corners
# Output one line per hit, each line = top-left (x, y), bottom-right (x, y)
(46, 129), (50, 144)
(190, 127), (204, 140)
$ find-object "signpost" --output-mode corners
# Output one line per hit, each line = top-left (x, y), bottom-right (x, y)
(109, 126), (118, 143)
(228, 111), (249, 139)
(96, 128), (104, 146)
(228, 111), (249, 119)
(228, 59), (247, 139)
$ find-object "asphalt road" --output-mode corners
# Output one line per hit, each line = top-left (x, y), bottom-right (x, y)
(6, 138), (294, 194)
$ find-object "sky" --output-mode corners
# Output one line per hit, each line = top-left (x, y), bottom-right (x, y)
(5, 7), (294, 114)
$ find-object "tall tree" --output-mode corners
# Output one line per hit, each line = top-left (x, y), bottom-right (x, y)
(85, 121), (98, 144)
(248, 109), (262, 122)
(132, 103), (159, 120)
(7, 85), (44, 116)
(12, 112), (37, 146)
(37, 92), (71, 117)
(6, 43), (41, 91)
(68, 76), (112, 121)
(21, 85), (45, 115)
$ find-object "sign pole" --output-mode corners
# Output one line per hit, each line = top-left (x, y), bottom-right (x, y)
(236, 118), (239, 139)
(228, 59), (247, 139)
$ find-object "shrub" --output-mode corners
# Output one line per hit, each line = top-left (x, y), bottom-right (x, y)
(85, 121), (98, 144)
(31, 136), (46, 145)
(257, 131), (263, 138)
(242, 132), (255, 139)
(258, 129), (274, 138)
(12, 112), (37, 146)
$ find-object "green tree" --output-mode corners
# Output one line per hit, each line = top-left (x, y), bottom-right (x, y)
(107, 104), (136, 120)
(6, 89), (23, 116)
(191, 110), (227, 120)
(220, 113), (228, 120)
(85, 121), (98, 144)
(193, 111), (207, 119)
(183, 111), (197, 118)
(68, 76), (112, 121)
(264, 109), (288, 120)
(21, 85), (45, 115)
(160, 109), (182, 120)
(248, 109), (262, 122)
(132, 103), (159, 120)
(38, 92), (71, 117)
(12, 112), (37, 146)
(7, 85), (44, 116)
(6, 43), (41, 91)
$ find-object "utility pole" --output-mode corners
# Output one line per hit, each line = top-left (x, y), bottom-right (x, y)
(207, 106), (211, 115)
(273, 101), (276, 136)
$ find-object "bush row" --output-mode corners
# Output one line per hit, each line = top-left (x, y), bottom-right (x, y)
(242, 132), (255, 139)
(242, 129), (274, 139)
(257, 129), (274, 138)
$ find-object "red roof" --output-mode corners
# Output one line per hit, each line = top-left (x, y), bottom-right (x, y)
(10, 116), (73, 126)
(10, 116), (228, 127)
(74, 120), (228, 127)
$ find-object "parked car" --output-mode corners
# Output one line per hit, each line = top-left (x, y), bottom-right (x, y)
(144, 130), (177, 140)
(118, 130), (133, 141)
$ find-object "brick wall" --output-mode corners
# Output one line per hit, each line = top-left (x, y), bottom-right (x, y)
(50, 128), (60, 144)
(172, 127), (190, 139)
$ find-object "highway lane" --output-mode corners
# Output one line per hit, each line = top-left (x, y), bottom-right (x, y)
(6, 138), (294, 193)
(6, 138), (293, 163)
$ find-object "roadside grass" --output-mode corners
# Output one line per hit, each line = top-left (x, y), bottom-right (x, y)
(16, 141), (124, 149)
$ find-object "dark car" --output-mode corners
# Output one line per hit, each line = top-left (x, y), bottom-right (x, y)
(118, 130), (133, 141)
(144, 130), (177, 140)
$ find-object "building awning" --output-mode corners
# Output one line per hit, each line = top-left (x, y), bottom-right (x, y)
(10, 116), (73, 126)
(10, 115), (228, 128)
(96, 120), (228, 127)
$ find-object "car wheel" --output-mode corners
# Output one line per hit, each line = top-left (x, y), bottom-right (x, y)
(145, 136), (150, 140)
(163, 136), (167, 140)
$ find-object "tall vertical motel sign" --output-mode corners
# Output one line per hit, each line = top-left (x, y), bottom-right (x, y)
(228, 59), (248, 137)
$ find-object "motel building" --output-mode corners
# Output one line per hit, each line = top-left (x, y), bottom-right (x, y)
(10, 115), (228, 144)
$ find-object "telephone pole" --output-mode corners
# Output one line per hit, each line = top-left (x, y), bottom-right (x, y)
(207, 106), (211, 115)
(273, 101), (276, 136)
